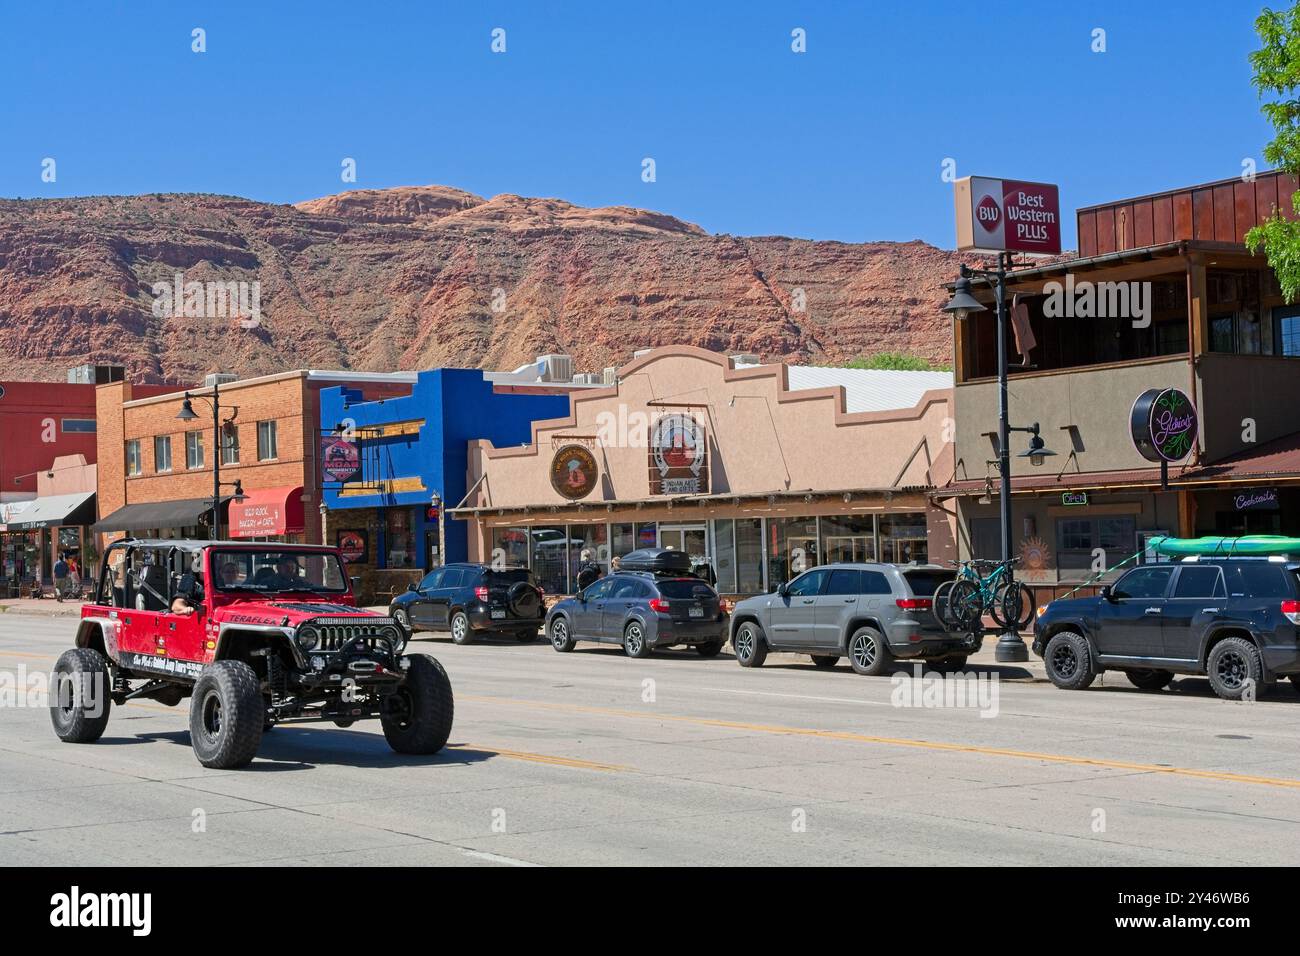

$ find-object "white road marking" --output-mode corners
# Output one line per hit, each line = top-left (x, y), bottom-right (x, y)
(462, 849), (542, 867)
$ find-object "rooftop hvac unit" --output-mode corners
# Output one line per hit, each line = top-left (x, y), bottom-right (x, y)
(572, 373), (603, 385)
(729, 352), (761, 366)
(535, 354), (573, 383)
(204, 372), (239, 388)
(66, 364), (126, 385)
(602, 367), (619, 385)
(632, 348), (654, 358)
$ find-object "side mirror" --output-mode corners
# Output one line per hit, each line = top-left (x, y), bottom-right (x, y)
(407, 582), (418, 592)
(350, 575), (361, 590)
(1100, 585), (1115, 602)
(777, 582), (789, 597)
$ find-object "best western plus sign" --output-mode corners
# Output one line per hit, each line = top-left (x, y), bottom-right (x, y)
(955, 176), (1062, 255)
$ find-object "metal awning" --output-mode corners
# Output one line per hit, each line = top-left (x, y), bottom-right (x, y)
(92, 497), (226, 533)
(5, 492), (97, 530)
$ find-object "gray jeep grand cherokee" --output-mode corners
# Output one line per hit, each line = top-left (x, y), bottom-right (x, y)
(729, 563), (967, 674)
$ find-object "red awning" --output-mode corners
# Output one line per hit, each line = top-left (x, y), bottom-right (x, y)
(228, 486), (305, 538)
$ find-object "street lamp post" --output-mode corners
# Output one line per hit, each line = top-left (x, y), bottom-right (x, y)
(944, 257), (1056, 663)
(176, 381), (242, 538)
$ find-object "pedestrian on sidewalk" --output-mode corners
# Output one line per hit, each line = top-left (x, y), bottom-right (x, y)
(53, 554), (70, 603)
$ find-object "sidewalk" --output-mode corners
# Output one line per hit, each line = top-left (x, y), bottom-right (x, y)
(0, 597), (87, 618)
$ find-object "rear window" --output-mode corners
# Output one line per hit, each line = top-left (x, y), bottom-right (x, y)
(1227, 563), (1291, 598)
(901, 570), (954, 597)
(485, 568), (533, 586)
(657, 579), (717, 600)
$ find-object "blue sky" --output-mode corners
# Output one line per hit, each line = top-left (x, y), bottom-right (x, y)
(0, 0), (1273, 249)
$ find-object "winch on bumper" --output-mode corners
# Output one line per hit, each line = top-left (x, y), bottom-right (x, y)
(278, 616), (409, 713)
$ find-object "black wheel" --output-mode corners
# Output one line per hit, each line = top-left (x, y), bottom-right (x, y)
(507, 581), (541, 618)
(932, 580), (957, 631)
(514, 629), (539, 642)
(333, 718), (355, 728)
(1125, 668), (1174, 691)
(189, 660), (265, 769)
(993, 581), (1034, 630)
(1043, 631), (1096, 690)
(734, 621), (767, 667)
(49, 648), (112, 744)
(549, 616), (576, 652)
(847, 626), (891, 676)
(450, 610), (475, 645)
(623, 620), (651, 659)
(382, 654), (455, 754)
(947, 580), (985, 632)
(696, 641), (724, 658)
(810, 655), (839, 669)
(391, 606), (413, 634)
(1206, 637), (1263, 701)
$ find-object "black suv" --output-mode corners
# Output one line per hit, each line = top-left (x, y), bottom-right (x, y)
(389, 564), (545, 644)
(1034, 558), (1300, 700)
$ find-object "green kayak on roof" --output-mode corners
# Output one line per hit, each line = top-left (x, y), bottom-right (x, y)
(1148, 535), (1300, 557)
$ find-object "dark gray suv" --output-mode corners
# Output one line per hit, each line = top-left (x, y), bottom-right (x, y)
(546, 572), (727, 658)
(729, 563), (967, 674)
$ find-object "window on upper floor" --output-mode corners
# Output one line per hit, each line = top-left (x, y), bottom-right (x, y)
(257, 420), (278, 461)
(154, 435), (172, 473)
(125, 439), (142, 476)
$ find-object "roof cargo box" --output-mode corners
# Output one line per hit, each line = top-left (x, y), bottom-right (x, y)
(618, 548), (695, 575)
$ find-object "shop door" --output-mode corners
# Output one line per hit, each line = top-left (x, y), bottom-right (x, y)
(658, 525), (708, 558)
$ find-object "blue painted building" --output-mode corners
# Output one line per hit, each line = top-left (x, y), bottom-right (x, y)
(319, 369), (571, 573)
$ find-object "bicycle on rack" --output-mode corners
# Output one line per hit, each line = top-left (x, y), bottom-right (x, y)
(933, 557), (1034, 633)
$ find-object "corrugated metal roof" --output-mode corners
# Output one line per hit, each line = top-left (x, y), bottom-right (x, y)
(734, 363), (952, 413)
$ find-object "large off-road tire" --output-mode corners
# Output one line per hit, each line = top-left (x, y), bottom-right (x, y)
(382, 654), (454, 755)
(733, 621), (767, 667)
(847, 626), (891, 676)
(549, 616), (576, 652)
(810, 655), (840, 669)
(449, 610), (475, 645)
(1206, 637), (1263, 701)
(1043, 631), (1096, 690)
(50, 648), (112, 744)
(623, 620), (651, 659)
(696, 640), (724, 658)
(1125, 668), (1175, 691)
(391, 606), (413, 634)
(189, 660), (265, 769)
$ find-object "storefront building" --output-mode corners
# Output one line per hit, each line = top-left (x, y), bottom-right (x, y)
(943, 170), (1300, 594)
(452, 346), (956, 596)
(0, 454), (98, 595)
(318, 367), (578, 598)
(93, 370), (415, 546)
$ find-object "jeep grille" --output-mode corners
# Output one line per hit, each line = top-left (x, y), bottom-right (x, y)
(313, 617), (398, 653)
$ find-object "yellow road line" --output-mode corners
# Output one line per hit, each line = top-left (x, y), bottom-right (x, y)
(0, 651), (57, 661)
(462, 694), (1300, 790)
(450, 743), (625, 773)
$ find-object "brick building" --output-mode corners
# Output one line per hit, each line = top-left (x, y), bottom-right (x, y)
(94, 370), (415, 547)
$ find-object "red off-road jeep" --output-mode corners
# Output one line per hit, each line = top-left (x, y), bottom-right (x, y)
(50, 538), (454, 769)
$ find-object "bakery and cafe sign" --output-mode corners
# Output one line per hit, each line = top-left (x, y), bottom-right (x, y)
(954, 176), (1062, 256)
(649, 413), (709, 495)
(550, 444), (599, 500)
(1129, 387), (1197, 463)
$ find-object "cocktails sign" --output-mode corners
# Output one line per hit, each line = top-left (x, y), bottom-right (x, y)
(1129, 388), (1197, 463)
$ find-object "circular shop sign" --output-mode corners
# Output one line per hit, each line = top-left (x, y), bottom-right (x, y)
(550, 444), (599, 500)
(1129, 387), (1197, 463)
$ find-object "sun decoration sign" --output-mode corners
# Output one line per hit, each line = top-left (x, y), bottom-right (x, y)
(649, 413), (709, 495)
(1129, 388), (1198, 463)
(550, 444), (599, 500)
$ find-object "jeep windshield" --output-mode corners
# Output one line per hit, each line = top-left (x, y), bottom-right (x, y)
(212, 549), (348, 594)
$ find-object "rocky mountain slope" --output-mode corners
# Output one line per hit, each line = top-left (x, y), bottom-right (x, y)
(0, 185), (977, 382)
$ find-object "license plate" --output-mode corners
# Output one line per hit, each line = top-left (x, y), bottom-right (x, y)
(491, 609), (506, 619)
(689, 606), (704, 618)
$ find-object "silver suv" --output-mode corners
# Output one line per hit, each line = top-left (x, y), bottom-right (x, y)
(729, 563), (967, 674)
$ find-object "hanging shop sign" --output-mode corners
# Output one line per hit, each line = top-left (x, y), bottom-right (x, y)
(336, 529), (368, 564)
(649, 413), (709, 495)
(321, 436), (361, 483)
(550, 444), (599, 500)
(1129, 388), (1197, 463)
(954, 176), (1062, 255)
(1061, 492), (1089, 506)
(1233, 488), (1280, 512)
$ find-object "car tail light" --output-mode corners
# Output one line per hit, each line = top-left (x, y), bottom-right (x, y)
(720, 598), (733, 613)
(649, 597), (670, 613)
(536, 585), (544, 599)
(1282, 599), (1300, 624)
(474, 586), (489, 601)
(896, 598), (932, 611)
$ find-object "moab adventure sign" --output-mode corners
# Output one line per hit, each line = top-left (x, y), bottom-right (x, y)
(550, 444), (599, 500)
(954, 176), (1062, 256)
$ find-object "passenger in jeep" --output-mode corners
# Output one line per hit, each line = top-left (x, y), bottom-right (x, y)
(170, 594), (196, 615)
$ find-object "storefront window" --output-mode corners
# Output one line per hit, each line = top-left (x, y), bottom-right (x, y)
(634, 522), (658, 549)
(568, 522), (610, 574)
(767, 516), (819, 589)
(820, 514), (876, 563)
(1055, 516), (1135, 571)
(735, 518), (764, 594)
(385, 508), (417, 568)
(714, 519), (736, 592)
(492, 527), (530, 568)
(611, 523), (637, 560)
(529, 525), (570, 594)
(879, 512), (928, 563)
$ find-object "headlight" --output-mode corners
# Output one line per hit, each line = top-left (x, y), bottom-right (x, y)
(296, 625), (319, 651)
(381, 624), (403, 647)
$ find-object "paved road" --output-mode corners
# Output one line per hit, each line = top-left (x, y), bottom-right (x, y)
(2, 613), (1299, 866)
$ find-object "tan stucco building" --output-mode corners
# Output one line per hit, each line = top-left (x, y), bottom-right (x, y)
(452, 346), (956, 596)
